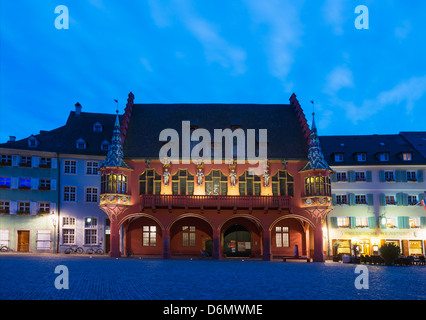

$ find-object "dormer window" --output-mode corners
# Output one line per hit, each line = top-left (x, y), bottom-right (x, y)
(93, 122), (103, 132)
(402, 152), (412, 161)
(379, 152), (389, 161)
(334, 153), (344, 162)
(76, 138), (86, 150)
(28, 136), (38, 148)
(356, 153), (366, 162)
(101, 140), (110, 151)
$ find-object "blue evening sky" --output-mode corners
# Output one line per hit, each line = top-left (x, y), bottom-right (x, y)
(1, 0), (425, 143)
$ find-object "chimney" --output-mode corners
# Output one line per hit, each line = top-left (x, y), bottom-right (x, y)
(75, 102), (82, 115)
(8, 136), (16, 142)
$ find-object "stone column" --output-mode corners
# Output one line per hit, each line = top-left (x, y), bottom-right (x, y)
(212, 228), (221, 260)
(163, 229), (171, 259)
(313, 221), (324, 262)
(262, 228), (271, 261)
(109, 219), (121, 258)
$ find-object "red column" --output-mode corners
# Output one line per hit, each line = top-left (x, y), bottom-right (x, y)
(212, 228), (221, 260)
(163, 229), (171, 259)
(313, 221), (324, 262)
(109, 219), (121, 258)
(262, 228), (271, 261)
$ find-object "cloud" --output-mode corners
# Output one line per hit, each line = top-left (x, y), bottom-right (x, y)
(322, 0), (345, 35)
(323, 65), (354, 95)
(336, 75), (426, 123)
(244, 0), (303, 89)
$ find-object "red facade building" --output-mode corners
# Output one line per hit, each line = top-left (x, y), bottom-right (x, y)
(99, 92), (333, 262)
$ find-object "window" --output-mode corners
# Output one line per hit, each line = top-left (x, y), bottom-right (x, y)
(0, 155), (12, 166)
(408, 195), (418, 206)
(86, 162), (98, 175)
(336, 194), (348, 205)
(384, 171), (395, 182)
(337, 217), (350, 228)
(356, 217), (369, 228)
(205, 170), (228, 195)
(336, 172), (347, 182)
(355, 171), (366, 181)
(172, 169), (194, 195)
(19, 156), (32, 167)
(385, 195), (396, 205)
(0, 201), (10, 214)
(304, 175), (331, 196)
(76, 138), (86, 150)
(271, 170), (294, 196)
(101, 141), (110, 151)
(402, 153), (412, 161)
(239, 171), (261, 196)
(93, 122), (102, 132)
(36, 230), (51, 250)
(357, 153), (366, 162)
(64, 186), (76, 202)
(139, 169), (162, 195)
(18, 202), (30, 214)
(0, 177), (11, 189)
(275, 226), (289, 247)
(386, 217), (397, 228)
(85, 187), (98, 203)
(409, 217), (420, 228)
(64, 160), (77, 174)
(39, 179), (51, 190)
(39, 157), (51, 168)
(63, 229), (75, 245)
(182, 226), (195, 247)
(19, 178), (31, 189)
(142, 226), (157, 246)
(28, 138), (37, 148)
(101, 173), (128, 194)
(84, 218), (97, 245)
(407, 171), (417, 182)
(379, 153), (389, 161)
(38, 202), (50, 214)
(63, 217), (76, 227)
(334, 153), (344, 162)
(355, 194), (367, 205)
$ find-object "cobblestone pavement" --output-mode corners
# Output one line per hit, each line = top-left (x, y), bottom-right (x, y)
(0, 254), (425, 300)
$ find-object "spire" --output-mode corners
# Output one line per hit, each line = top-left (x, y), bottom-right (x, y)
(100, 101), (132, 169)
(300, 103), (332, 172)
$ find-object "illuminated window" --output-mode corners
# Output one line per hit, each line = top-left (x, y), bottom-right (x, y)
(356, 217), (369, 228)
(205, 170), (228, 195)
(171, 169), (194, 195)
(402, 153), (412, 161)
(239, 171), (261, 196)
(386, 217), (397, 228)
(337, 217), (350, 228)
(409, 217), (420, 228)
(101, 173), (127, 194)
(139, 169), (162, 195)
(0, 177), (11, 188)
(275, 226), (289, 248)
(182, 226), (195, 247)
(19, 178), (31, 189)
(304, 175), (331, 196)
(272, 170), (294, 196)
(143, 226), (157, 246)
(84, 218), (97, 245)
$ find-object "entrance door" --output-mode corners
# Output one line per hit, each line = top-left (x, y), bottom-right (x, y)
(17, 231), (30, 252)
(223, 225), (251, 257)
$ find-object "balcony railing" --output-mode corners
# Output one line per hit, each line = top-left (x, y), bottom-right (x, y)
(140, 194), (291, 213)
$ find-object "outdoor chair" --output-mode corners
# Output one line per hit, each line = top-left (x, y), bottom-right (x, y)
(419, 256), (425, 266)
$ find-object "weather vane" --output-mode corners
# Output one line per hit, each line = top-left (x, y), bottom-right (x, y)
(114, 99), (119, 114)
(310, 100), (315, 116)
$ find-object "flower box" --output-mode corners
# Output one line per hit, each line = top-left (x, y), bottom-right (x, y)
(19, 186), (31, 190)
(0, 185), (10, 189)
(38, 164), (51, 169)
(19, 163), (32, 167)
(38, 186), (51, 191)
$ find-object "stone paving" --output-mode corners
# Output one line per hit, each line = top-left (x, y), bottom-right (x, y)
(0, 253), (425, 300)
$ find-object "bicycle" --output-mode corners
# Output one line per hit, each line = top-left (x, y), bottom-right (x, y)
(0, 244), (10, 252)
(86, 247), (104, 255)
(64, 246), (84, 254)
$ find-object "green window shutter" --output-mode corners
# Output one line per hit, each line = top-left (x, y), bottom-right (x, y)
(395, 170), (402, 182)
(350, 217), (356, 229)
(332, 194), (337, 206)
(348, 193), (355, 206)
(330, 217), (338, 229)
(330, 173), (337, 183)
(418, 170), (424, 183)
(400, 170), (407, 182)
(379, 170), (385, 182)
(398, 216), (409, 229)
(419, 193), (425, 202)
(421, 217), (426, 228)
(396, 193), (403, 206)
(402, 193), (408, 206)
(368, 217), (376, 229)
(379, 193), (386, 206)
(367, 194), (374, 206)
(366, 171), (372, 182)
(348, 171), (355, 183)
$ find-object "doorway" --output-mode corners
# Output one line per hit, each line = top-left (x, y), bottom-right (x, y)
(17, 231), (30, 252)
(223, 224), (252, 257)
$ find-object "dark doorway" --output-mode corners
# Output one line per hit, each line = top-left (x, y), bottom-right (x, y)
(223, 224), (252, 257)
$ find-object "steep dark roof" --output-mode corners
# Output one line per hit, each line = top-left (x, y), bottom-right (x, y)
(122, 103), (310, 160)
(400, 132), (426, 159)
(319, 134), (426, 166)
(0, 111), (117, 156)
